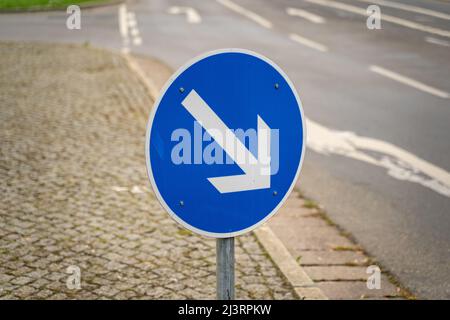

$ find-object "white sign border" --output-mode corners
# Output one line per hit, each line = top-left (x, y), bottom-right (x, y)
(145, 48), (307, 238)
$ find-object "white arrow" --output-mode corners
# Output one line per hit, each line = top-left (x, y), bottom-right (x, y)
(181, 90), (271, 193)
(168, 6), (202, 24)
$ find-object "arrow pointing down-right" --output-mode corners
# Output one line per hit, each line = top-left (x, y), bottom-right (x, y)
(181, 89), (272, 193)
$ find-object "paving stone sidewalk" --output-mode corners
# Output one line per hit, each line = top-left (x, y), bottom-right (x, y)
(267, 192), (411, 299)
(0, 42), (296, 299)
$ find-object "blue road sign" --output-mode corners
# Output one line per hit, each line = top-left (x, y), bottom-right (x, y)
(145, 49), (305, 238)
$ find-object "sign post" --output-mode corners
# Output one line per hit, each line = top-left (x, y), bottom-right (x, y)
(145, 49), (305, 300)
(216, 238), (235, 300)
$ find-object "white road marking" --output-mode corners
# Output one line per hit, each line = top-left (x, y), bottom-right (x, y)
(286, 7), (326, 24)
(168, 6), (202, 24)
(289, 33), (328, 52)
(216, 0), (273, 29)
(215, 0), (329, 53)
(127, 11), (142, 47)
(304, 0), (450, 38)
(306, 118), (450, 198)
(118, 4), (129, 54)
(130, 27), (139, 37)
(127, 12), (137, 26)
(370, 65), (449, 98)
(425, 36), (450, 47)
(132, 36), (142, 46)
(356, 0), (450, 21)
(118, 4), (142, 54)
(128, 19), (137, 28)
(118, 5), (128, 38)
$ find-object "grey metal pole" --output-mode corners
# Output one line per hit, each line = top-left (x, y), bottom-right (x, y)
(216, 237), (235, 300)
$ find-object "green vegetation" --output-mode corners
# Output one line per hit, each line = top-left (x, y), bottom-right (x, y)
(332, 245), (360, 252)
(302, 199), (319, 209)
(176, 229), (192, 237)
(0, 0), (110, 10)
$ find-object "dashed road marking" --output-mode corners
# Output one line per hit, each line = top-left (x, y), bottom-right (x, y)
(370, 65), (449, 99)
(304, 0), (450, 38)
(216, 0), (273, 29)
(168, 6), (202, 24)
(289, 33), (328, 52)
(118, 4), (142, 54)
(132, 36), (142, 46)
(356, 0), (450, 21)
(216, 1), (329, 52)
(286, 7), (326, 24)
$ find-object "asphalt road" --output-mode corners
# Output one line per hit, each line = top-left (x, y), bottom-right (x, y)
(1, 0), (449, 299)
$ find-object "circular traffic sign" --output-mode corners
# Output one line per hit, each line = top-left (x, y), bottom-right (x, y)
(145, 49), (305, 237)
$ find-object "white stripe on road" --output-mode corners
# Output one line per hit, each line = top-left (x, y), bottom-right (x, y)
(132, 36), (142, 46)
(306, 118), (450, 198)
(168, 6), (202, 24)
(289, 33), (328, 52)
(216, 0), (329, 52)
(370, 65), (449, 98)
(118, 4), (129, 53)
(127, 11), (136, 26)
(356, 0), (450, 21)
(118, 5), (128, 38)
(130, 27), (139, 37)
(286, 7), (326, 24)
(304, 0), (450, 38)
(425, 36), (450, 47)
(118, 4), (142, 53)
(216, 0), (273, 29)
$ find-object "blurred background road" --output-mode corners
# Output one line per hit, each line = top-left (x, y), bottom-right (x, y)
(1, 0), (449, 299)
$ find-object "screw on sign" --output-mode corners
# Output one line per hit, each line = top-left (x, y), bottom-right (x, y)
(145, 49), (305, 299)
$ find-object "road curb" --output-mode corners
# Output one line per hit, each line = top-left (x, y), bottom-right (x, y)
(254, 226), (328, 300)
(122, 53), (160, 101)
(123, 52), (328, 300)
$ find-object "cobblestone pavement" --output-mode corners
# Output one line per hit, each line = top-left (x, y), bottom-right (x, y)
(0, 42), (296, 299)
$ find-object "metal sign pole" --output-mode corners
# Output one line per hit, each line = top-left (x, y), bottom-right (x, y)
(216, 237), (235, 300)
